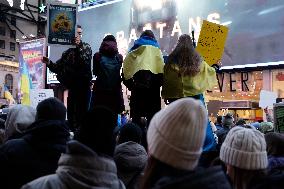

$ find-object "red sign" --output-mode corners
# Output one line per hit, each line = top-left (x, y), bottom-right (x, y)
(276, 72), (284, 81)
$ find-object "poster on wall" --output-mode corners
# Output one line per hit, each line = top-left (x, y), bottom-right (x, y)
(47, 2), (77, 46)
(19, 38), (46, 105)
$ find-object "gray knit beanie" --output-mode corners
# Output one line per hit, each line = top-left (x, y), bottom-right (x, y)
(220, 126), (268, 170)
(147, 98), (207, 171)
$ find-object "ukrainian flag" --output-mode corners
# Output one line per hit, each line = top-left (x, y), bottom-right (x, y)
(4, 85), (15, 104)
(123, 36), (164, 80)
(20, 61), (33, 105)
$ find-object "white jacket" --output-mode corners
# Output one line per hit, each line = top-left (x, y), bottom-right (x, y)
(22, 140), (125, 189)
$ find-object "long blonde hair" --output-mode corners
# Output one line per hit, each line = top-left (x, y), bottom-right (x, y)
(167, 34), (201, 76)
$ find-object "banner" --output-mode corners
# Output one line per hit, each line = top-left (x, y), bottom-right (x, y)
(196, 20), (229, 66)
(47, 2), (77, 46)
(19, 38), (46, 105)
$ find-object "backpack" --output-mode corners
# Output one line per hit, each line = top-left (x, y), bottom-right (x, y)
(95, 54), (121, 90)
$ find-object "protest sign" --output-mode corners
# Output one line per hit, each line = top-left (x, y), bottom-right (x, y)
(47, 2), (77, 46)
(196, 20), (229, 66)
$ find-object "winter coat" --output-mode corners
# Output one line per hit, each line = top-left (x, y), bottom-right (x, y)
(114, 141), (148, 189)
(151, 166), (231, 189)
(22, 140), (125, 189)
(92, 40), (124, 113)
(0, 120), (70, 189)
(48, 42), (92, 89)
(162, 61), (217, 98)
(268, 156), (284, 171)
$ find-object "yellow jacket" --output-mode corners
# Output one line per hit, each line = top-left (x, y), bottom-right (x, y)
(162, 61), (218, 98)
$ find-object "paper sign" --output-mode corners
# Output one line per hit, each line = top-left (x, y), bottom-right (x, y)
(47, 2), (77, 47)
(30, 89), (54, 108)
(196, 20), (229, 66)
(274, 103), (284, 133)
(259, 90), (278, 109)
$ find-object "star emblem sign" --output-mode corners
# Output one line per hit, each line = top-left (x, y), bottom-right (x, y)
(39, 4), (46, 13)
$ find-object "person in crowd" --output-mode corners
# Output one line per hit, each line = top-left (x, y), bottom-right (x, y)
(264, 107), (273, 122)
(0, 105), (36, 144)
(43, 25), (92, 132)
(116, 122), (143, 145)
(114, 141), (147, 189)
(216, 113), (234, 150)
(141, 98), (231, 189)
(22, 106), (125, 189)
(0, 98), (70, 189)
(236, 118), (246, 127)
(215, 116), (223, 131)
(123, 30), (164, 126)
(265, 132), (284, 171)
(251, 122), (261, 130)
(260, 122), (274, 134)
(92, 35), (125, 114)
(162, 34), (221, 164)
(220, 126), (268, 189)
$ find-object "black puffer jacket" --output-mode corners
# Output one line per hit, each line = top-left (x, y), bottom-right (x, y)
(0, 120), (70, 189)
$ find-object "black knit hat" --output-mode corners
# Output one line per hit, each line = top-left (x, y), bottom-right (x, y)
(118, 122), (143, 144)
(140, 30), (156, 39)
(103, 35), (117, 43)
(36, 97), (66, 121)
(76, 106), (117, 157)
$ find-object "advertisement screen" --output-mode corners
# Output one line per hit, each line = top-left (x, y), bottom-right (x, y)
(78, 0), (284, 67)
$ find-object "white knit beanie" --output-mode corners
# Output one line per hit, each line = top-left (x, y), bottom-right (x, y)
(220, 126), (268, 170)
(147, 98), (207, 171)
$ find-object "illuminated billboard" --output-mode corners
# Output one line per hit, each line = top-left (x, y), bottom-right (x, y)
(78, 0), (284, 67)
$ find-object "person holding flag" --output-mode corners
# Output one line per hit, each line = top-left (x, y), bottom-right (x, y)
(123, 30), (164, 126)
(4, 85), (15, 105)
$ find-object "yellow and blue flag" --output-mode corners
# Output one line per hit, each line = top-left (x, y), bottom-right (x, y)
(20, 61), (33, 105)
(4, 85), (15, 104)
(123, 36), (164, 80)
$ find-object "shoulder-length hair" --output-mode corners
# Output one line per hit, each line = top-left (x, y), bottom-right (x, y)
(228, 166), (267, 189)
(167, 34), (201, 76)
(140, 156), (188, 189)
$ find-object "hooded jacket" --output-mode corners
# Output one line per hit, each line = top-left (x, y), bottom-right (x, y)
(3, 105), (36, 142)
(0, 120), (70, 189)
(22, 140), (125, 189)
(114, 142), (147, 189)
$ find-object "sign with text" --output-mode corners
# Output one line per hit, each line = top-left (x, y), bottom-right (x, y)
(259, 90), (278, 109)
(30, 89), (54, 109)
(47, 2), (77, 46)
(196, 20), (229, 66)
(274, 103), (284, 133)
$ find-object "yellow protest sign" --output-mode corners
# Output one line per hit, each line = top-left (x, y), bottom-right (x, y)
(196, 20), (229, 66)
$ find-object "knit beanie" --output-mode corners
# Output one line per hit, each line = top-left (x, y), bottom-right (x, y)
(36, 97), (66, 121)
(118, 122), (142, 144)
(220, 126), (268, 170)
(260, 122), (274, 134)
(147, 98), (207, 171)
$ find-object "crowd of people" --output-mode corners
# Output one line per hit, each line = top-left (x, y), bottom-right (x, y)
(0, 25), (283, 189)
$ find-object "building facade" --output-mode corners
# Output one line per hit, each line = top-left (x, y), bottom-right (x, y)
(0, 0), (39, 104)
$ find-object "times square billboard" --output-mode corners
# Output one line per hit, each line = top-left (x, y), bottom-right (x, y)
(48, 0), (284, 83)
(78, 0), (284, 67)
